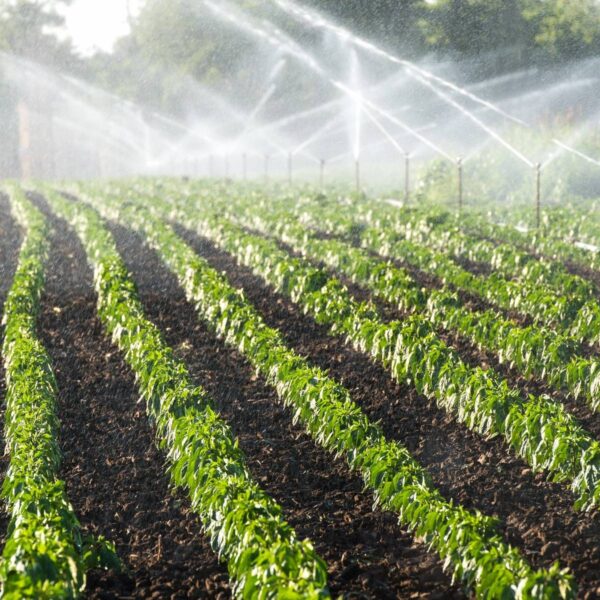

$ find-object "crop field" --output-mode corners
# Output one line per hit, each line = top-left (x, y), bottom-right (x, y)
(3, 180), (600, 599)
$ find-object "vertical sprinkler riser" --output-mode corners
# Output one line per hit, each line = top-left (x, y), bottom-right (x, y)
(288, 152), (293, 185)
(355, 159), (360, 193)
(242, 153), (248, 181)
(319, 159), (325, 189)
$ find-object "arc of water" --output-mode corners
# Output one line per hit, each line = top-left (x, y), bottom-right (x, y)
(146, 110), (216, 144)
(272, 0), (531, 128)
(237, 84), (279, 137)
(260, 97), (342, 134)
(53, 115), (142, 156)
(251, 68), (412, 146)
(362, 103), (406, 155)
(204, 0), (452, 162)
(407, 68), (535, 168)
(293, 112), (347, 155)
(352, 86), (453, 161)
(551, 139), (600, 168)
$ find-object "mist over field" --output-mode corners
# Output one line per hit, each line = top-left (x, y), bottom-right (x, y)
(2, 0), (600, 205)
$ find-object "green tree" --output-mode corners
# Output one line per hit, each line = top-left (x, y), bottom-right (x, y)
(303, 0), (428, 56)
(88, 0), (262, 113)
(522, 0), (600, 59)
(0, 0), (77, 69)
(420, 0), (600, 66)
(419, 0), (529, 56)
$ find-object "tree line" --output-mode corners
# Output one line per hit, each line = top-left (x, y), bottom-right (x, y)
(2, 0), (600, 113)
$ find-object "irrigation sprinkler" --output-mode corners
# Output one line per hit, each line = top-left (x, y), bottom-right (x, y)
(457, 157), (464, 212)
(319, 158), (325, 189)
(242, 153), (248, 180)
(355, 159), (361, 193)
(272, 0), (530, 129)
(224, 153), (230, 180)
(205, 0), (454, 169)
(404, 152), (410, 202)
(288, 151), (293, 184)
(535, 162), (542, 230)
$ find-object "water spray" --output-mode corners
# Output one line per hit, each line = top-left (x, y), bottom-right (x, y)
(272, 0), (531, 128)
(361, 102), (414, 195)
(205, 0), (454, 166)
(552, 139), (600, 168)
(215, 0), (535, 176)
(408, 67), (535, 169)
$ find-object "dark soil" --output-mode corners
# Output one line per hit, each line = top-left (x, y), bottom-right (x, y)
(108, 221), (466, 599)
(452, 255), (493, 277)
(35, 200), (231, 599)
(172, 223), (600, 599)
(0, 193), (22, 546)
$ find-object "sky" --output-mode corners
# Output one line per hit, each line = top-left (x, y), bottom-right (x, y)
(59, 0), (145, 55)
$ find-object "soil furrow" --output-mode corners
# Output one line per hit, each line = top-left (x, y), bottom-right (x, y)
(108, 221), (464, 599)
(36, 200), (231, 599)
(173, 224), (600, 598)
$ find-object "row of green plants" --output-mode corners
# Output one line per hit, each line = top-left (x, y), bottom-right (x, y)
(353, 200), (596, 299)
(0, 185), (117, 598)
(156, 178), (600, 323)
(491, 201), (600, 247)
(279, 195), (600, 347)
(76, 184), (576, 599)
(200, 194), (600, 413)
(106, 184), (600, 514)
(454, 209), (600, 276)
(39, 187), (330, 599)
